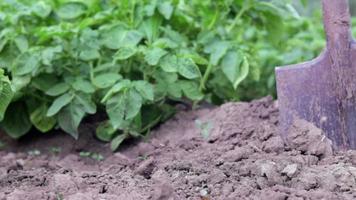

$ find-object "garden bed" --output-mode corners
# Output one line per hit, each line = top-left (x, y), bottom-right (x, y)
(0, 97), (356, 200)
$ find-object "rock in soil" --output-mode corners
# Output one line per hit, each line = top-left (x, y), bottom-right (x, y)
(1, 97), (356, 200)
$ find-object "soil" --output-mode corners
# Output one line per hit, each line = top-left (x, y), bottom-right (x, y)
(0, 97), (356, 200)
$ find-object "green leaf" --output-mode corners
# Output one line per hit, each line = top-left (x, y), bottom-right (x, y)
(167, 83), (182, 98)
(114, 46), (137, 60)
(30, 104), (56, 133)
(41, 46), (63, 66)
(106, 94), (125, 129)
(300, 0), (308, 7)
(12, 75), (31, 93)
(140, 16), (162, 44)
(229, 56), (249, 89)
(158, 2), (174, 20)
(14, 35), (29, 53)
(106, 89), (142, 129)
(0, 38), (8, 53)
(160, 54), (178, 73)
(79, 49), (100, 61)
(182, 54), (209, 65)
(96, 121), (116, 142)
(120, 89), (142, 120)
(178, 58), (201, 79)
(221, 51), (244, 89)
(31, 74), (59, 92)
(144, 3), (157, 16)
(0, 72), (14, 121)
(134, 81), (154, 101)
(179, 81), (204, 100)
(144, 47), (167, 65)
(47, 93), (74, 117)
(205, 41), (230, 66)
(153, 38), (178, 49)
(101, 80), (131, 103)
(45, 83), (70, 96)
(75, 93), (96, 114)
(111, 133), (128, 151)
(1, 102), (32, 139)
(12, 52), (40, 76)
(72, 79), (95, 93)
(32, 1), (52, 18)
(93, 73), (121, 89)
(162, 27), (187, 45)
(57, 2), (87, 20)
(101, 26), (143, 50)
(57, 103), (85, 139)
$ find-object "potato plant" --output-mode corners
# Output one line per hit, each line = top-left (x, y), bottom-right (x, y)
(0, 0), (325, 150)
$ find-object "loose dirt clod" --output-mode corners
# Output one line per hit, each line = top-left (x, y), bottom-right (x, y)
(0, 97), (356, 199)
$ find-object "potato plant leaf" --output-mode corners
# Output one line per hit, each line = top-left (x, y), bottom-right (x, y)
(134, 81), (154, 101)
(57, 2), (87, 20)
(32, 1), (52, 18)
(160, 54), (178, 73)
(106, 89), (143, 129)
(114, 46), (137, 60)
(205, 41), (230, 66)
(45, 83), (70, 96)
(72, 79), (95, 94)
(111, 133), (128, 151)
(0, 70), (14, 121)
(158, 2), (174, 20)
(178, 58), (201, 79)
(96, 121), (116, 142)
(93, 73), (122, 89)
(221, 50), (244, 89)
(12, 52), (40, 76)
(144, 47), (167, 66)
(74, 93), (96, 114)
(101, 26), (143, 50)
(57, 102), (86, 139)
(1, 102), (32, 139)
(47, 93), (74, 117)
(230, 56), (250, 89)
(30, 104), (56, 133)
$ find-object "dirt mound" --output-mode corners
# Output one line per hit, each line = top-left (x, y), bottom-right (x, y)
(1, 97), (356, 200)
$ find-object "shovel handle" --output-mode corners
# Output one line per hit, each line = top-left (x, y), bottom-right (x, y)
(322, 0), (352, 49)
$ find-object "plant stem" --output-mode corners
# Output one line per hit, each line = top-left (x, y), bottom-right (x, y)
(208, 10), (218, 30)
(89, 61), (94, 82)
(200, 63), (213, 91)
(227, 6), (247, 33)
(130, 0), (136, 27)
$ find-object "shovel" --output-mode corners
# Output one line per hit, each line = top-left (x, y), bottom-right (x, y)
(276, 0), (356, 150)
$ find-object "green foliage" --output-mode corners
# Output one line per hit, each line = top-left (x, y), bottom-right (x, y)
(0, 0), (327, 150)
(79, 151), (104, 161)
(0, 69), (14, 121)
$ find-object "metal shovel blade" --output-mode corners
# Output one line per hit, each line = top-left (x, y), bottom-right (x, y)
(276, 0), (356, 150)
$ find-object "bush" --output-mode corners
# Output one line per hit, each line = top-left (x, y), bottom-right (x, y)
(0, 0), (326, 150)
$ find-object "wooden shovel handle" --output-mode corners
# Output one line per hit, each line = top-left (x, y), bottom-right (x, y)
(322, 0), (352, 49)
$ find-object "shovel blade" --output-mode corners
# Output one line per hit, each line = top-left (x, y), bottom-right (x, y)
(276, 50), (356, 150)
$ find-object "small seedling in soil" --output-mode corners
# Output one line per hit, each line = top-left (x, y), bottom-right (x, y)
(195, 120), (213, 140)
(199, 188), (210, 200)
(27, 149), (41, 156)
(49, 147), (61, 154)
(79, 151), (104, 161)
(56, 193), (63, 200)
(138, 155), (149, 160)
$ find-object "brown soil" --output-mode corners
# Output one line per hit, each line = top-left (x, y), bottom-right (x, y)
(0, 97), (356, 200)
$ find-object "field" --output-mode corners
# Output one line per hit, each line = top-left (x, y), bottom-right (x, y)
(1, 0), (356, 200)
(1, 98), (355, 199)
